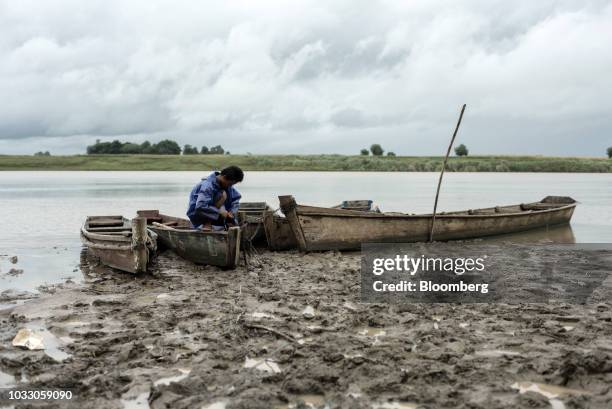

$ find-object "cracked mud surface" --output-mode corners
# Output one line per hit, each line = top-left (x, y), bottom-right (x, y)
(1, 247), (611, 408)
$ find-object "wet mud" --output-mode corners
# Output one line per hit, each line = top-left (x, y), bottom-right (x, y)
(1, 247), (611, 408)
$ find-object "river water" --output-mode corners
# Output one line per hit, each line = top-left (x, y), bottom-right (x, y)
(1, 171), (611, 291)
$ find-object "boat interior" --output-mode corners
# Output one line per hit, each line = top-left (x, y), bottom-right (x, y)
(85, 216), (132, 235)
(239, 202), (271, 213)
(238, 202), (273, 223)
(137, 210), (193, 230)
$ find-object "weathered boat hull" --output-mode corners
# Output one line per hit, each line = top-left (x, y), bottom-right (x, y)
(137, 210), (241, 269)
(81, 216), (157, 273)
(262, 211), (298, 251)
(279, 196), (577, 252)
(263, 200), (380, 251)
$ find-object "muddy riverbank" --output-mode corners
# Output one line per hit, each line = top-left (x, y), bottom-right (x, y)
(1, 248), (611, 409)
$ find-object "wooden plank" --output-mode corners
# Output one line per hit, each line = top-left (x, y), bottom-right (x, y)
(137, 210), (160, 218)
(89, 219), (124, 227)
(87, 226), (131, 232)
(131, 217), (148, 274)
(279, 195), (308, 252)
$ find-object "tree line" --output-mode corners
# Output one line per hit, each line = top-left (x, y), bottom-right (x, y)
(359, 143), (470, 157)
(360, 144), (396, 157)
(358, 144), (612, 159)
(86, 139), (228, 155)
(182, 144), (227, 155)
(49, 139), (612, 158)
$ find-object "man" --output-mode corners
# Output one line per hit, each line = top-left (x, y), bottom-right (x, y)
(187, 166), (244, 230)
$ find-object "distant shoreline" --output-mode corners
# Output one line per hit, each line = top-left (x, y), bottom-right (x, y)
(0, 154), (610, 172)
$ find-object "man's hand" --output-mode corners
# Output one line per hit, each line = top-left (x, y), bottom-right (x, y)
(219, 209), (229, 219)
(226, 211), (234, 219)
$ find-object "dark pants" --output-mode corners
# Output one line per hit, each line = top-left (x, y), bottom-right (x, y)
(191, 209), (224, 227)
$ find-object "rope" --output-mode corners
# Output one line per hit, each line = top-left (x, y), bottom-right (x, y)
(237, 208), (281, 267)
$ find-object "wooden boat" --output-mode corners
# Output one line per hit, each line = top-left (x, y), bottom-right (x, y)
(81, 216), (157, 273)
(263, 199), (381, 251)
(279, 195), (577, 251)
(136, 210), (241, 268)
(238, 202), (272, 244)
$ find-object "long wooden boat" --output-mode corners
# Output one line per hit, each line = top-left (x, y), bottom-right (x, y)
(238, 202), (272, 244)
(279, 195), (577, 251)
(136, 210), (240, 269)
(81, 216), (157, 273)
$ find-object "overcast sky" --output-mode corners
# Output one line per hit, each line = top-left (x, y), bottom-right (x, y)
(1, 0), (611, 156)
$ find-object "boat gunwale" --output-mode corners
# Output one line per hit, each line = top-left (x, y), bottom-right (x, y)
(147, 213), (235, 237)
(81, 225), (158, 247)
(80, 232), (134, 251)
(149, 224), (230, 236)
(81, 226), (133, 242)
(293, 202), (577, 219)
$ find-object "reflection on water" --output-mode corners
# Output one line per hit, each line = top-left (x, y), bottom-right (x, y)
(24, 321), (72, 362)
(0, 171), (610, 291)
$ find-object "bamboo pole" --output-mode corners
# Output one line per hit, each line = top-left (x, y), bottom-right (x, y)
(428, 104), (467, 242)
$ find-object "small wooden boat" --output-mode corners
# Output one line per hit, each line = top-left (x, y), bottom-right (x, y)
(279, 195), (577, 251)
(238, 202), (272, 244)
(81, 216), (157, 273)
(136, 210), (241, 269)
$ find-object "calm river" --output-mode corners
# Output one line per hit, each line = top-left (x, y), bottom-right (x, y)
(1, 171), (611, 291)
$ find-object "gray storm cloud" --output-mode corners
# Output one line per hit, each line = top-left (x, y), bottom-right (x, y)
(0, 0), (611, 155)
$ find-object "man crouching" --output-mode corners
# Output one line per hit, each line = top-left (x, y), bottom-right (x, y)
(187, 166), (244, 230)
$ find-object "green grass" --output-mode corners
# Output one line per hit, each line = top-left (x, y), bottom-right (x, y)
(0, 154), (610, 172)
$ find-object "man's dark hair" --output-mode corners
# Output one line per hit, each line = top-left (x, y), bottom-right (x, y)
(220, 166), (244, 182)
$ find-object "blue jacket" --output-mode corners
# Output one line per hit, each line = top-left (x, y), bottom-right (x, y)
(186, 172), (241, 227)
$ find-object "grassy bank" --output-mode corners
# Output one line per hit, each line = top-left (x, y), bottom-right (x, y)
(0, 154), (611, 172)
